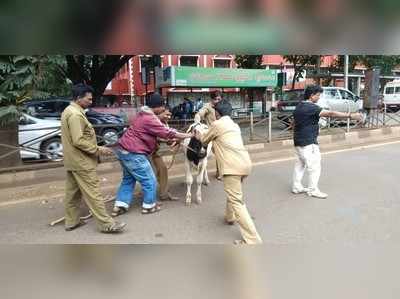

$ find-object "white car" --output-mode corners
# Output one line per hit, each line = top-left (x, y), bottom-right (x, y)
(19, 113), (63, 160)
(318, 87), (363, 113)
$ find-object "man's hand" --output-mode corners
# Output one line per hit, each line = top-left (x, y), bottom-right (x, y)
(194, 129), (202, 140)
(98, 146), (114, 156)
(350, 112), (363, 122)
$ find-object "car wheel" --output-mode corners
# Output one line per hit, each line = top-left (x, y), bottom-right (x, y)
(40, 137), (63, 161)
(101, 128), (119, 145)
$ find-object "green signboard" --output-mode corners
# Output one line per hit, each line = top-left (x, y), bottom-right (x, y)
(156, 66), (277, 88)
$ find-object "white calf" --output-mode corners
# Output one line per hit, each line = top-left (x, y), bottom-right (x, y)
(183, 123), (212, 205)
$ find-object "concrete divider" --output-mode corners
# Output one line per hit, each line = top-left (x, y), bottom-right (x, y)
(0, 127), (399, 190)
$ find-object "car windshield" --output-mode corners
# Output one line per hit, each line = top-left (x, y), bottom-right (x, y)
(282, 90), (303, 101)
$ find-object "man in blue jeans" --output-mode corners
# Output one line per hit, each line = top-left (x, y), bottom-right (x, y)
(112, 94), (193, 215)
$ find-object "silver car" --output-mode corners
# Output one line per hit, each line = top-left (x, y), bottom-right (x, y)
(19, 113), (63, 161)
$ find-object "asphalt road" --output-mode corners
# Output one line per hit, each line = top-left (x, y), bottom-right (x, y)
(1, 141), (400, 244)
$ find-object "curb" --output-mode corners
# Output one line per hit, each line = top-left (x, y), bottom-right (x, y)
(0, 127), (399, 189)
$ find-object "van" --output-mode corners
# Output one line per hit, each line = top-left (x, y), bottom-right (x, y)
(383, 80), (400, 110)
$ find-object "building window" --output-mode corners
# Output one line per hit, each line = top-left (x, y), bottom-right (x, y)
(180, 56), (198, 67)
(213, 59), (231, 68)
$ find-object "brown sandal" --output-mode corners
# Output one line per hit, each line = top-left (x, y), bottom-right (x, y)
(141, 203), (162, 214)
(111, 206), (127, 217)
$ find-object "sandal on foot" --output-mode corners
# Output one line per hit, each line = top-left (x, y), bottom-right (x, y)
(141, 204), (162, 214)
(65, 220), (86, 231)
(111, 206), (127, 217)
(101, 221), (126, 234)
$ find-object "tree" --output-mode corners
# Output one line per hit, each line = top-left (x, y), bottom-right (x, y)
(0, 55), (59, 167)
(283, 55), (320, 89)
(62, 55), (134, 100)
(234, 55), (265, 112)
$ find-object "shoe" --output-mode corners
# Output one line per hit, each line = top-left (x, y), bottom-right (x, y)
(101, 221), (126, 234)
(307, 190), (328, 199)
(111, 206), (127, 217)
(65, 220), (86, 231)
(292, 187), (310, 194)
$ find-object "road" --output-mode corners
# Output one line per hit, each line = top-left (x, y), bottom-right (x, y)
(1, 141), (400, 244)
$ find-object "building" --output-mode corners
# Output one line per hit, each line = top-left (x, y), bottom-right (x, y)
(104, 55), (400, 107)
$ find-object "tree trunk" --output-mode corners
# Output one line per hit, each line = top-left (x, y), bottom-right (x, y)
(292, 63), (297, 89)
(0, 121), (22, 168)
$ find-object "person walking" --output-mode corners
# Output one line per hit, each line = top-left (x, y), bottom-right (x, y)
(61, 83), (126, 233)
(292, 85), (363, 199)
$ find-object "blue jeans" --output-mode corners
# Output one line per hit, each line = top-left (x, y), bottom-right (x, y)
(114, 149), (157, 209)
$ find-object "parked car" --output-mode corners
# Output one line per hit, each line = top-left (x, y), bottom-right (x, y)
(24, 98), (126, 144)
(382, 80), (400, 111)
(276, 87), (364, 127)
(19, 113), (62, 161)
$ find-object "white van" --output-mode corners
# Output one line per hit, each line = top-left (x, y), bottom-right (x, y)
(383, 80), (400, 110)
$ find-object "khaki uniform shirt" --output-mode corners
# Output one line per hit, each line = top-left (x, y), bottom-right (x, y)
(194, 103), (216, 126)
(61, 102), (99, 171)
(201, 116), (252, 176)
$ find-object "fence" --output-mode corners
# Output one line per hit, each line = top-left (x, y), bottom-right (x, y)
(243, 105), (400, 143)
(2, 106), (400, 169)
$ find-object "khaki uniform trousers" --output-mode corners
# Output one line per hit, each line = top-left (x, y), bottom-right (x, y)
(151, 153), (169, 200)
(64, 170), (115, 231)
(223, 175), (262, 244)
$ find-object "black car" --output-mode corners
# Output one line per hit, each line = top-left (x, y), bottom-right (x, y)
(24, 98), (126, 145)
(275, 89), (304, 127)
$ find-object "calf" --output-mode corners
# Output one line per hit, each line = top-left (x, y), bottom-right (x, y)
(183, 123), (212, 205)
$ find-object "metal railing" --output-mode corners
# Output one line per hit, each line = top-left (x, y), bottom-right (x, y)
(246, 107), (400, 143)
(2, 107), (400, 169)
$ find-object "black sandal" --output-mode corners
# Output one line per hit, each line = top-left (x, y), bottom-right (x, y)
(141, 203), (162, 214)
(65, 220), (86, 231)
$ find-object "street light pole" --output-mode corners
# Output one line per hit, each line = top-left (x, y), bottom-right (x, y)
(344, 55), (349, 90)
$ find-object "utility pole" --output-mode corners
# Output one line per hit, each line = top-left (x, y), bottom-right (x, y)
(344, 55), (349, 90)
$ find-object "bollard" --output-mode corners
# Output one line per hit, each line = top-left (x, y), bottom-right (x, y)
(250, 112), (254, 140)
(268, 111), (272, 143)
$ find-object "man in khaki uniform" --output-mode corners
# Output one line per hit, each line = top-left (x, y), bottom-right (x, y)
(194, 90), (221, 126)
(196, 100), (262, 244)
(61, 83), (125, 233)
(194, 90), (222, 179)
(151, 107), (179, 201)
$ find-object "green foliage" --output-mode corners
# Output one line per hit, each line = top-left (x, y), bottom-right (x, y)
(0, 55), (71, 125)
(283, 55), (321, 89)
(332, 55), (400, 75)
(0, 105), (18, 127)
(234, 55), (263, 69)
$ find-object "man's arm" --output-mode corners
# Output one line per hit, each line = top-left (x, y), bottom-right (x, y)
(320, 110), (363, 121)
(147, 116), (192, 140)
(194, 106), (208, 123)
(197, 124), (218, 145)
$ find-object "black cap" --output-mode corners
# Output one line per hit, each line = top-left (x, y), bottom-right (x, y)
(147, 93), (165, 108)
(214, 100), (232, 117)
